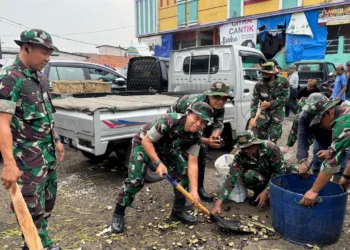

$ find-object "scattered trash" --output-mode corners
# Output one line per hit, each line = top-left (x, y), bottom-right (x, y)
(96, 226), (111, 237)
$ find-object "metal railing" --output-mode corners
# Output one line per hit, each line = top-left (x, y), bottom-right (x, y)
(344, 38), (350, 54)
(326, 39), (338, 54)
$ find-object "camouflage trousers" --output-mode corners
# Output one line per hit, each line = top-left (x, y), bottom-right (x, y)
(117, 144), (189, 207)
(240, 169), (269, 193)
(254, 116), (282, 143)
(240, 168), (294, 194)
(286, 114), (299, 147)
(14, 161), (58, 247)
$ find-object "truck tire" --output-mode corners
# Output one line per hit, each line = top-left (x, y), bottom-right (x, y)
(81, 151), (111, 162)
(144, 165), (163, 183)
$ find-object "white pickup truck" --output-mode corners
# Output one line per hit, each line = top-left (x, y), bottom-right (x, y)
(52, 45), (266, 166)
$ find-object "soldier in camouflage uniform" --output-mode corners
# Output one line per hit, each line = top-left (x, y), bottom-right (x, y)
(292, 93), (348, 178)
(111, 102), (214, 233)
(249, 62), (290, 143)
(281, 97), (314, 153)
(167, 82), (233, 202)
(211, 131), (287, 213)
(300, 98), (350, 207)
(0, 30), (63, 249)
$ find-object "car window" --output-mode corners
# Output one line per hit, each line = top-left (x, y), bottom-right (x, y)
(48, 67), (59, 81)
(56, 66), (85, 80)
(183, 55), (219, 74)
(240, 52), (264, 82)
(87, 68), (118, 82)
(327, 63), (336, 76)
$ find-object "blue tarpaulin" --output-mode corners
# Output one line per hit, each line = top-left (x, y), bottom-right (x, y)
(154, 34), (173, 58)
(258, 15), (291, 42)
(286, 10), (327, 62)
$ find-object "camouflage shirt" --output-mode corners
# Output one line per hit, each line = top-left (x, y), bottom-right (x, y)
(133, 113), (202, 158)
(218, 141), (286, 200)
(251, 75), (290, 120)
(167, 93), (225, 132)
(0, 57), (56, 168)
(321, 102), (350, 174)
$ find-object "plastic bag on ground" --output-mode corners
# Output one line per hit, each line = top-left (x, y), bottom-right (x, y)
(215, 154), (247, 203)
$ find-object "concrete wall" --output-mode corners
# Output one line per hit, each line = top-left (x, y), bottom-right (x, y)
(98, 47), (126, 56)
(159, 0), (177, 31)
(303, 0), (343, 6)
(197, 0), (227, 25)
(325, 36), (350, 65)
(244, 0), (279, 16)
(55, 52), (87, 61)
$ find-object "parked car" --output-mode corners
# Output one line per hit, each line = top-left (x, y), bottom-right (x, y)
(42, 60), (127, 91)
(294, 61), (336, 89)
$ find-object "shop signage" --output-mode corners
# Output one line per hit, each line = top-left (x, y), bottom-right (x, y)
(318, 4), (350, 26)
(220, 19), (257, 48)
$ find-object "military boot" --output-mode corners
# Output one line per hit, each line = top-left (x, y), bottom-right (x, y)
(111, 203), (126, 233)
(170, 199), (198, 224)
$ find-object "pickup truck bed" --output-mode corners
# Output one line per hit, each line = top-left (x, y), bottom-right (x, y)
(51, 94), (180, 158)
(52, 95), (179, 113)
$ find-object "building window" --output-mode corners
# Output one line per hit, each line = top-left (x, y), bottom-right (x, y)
(167, 0), (169, 5)
(160, 0), (163, 7)
(183, 55), (220, 74)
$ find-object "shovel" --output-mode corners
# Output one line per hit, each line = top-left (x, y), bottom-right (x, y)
(248, 103), (264, 131)
(9, 183), (43, 250)
(162, 173), (251, 233)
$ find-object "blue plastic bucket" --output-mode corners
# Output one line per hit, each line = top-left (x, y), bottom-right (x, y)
(270, 174), (348, 246)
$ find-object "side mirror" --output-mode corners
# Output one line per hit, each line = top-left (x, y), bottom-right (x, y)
(114, 78), (126, 85)
(329, 72), (334, 77)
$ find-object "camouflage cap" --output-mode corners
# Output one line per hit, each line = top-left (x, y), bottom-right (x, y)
(236, 131), (261, 149)
(187, 102), (214, 123)
(302, 93), (341, 126)
(205, 82), (234, 99)
(15, 29), (58, 51)
(260, 62), (276, 74)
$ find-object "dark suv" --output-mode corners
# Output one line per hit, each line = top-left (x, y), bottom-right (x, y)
(42, 60), (127, 91)
(295, 61), (336, 89)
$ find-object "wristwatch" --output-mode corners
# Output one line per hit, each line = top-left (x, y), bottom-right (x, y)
(54, 136), (61, 142)
(342, 174), (350, 180)
(152, 160), (162, 168)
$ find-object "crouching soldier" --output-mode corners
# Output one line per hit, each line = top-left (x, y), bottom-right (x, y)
(212, 131), (286, 213)
(111, 102), (214, 233)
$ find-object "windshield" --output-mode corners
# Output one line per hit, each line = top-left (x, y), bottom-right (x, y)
(240, 52), (265, 81)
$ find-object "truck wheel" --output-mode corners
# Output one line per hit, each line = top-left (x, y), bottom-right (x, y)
(144, 165), (163, 183)
(81, 151), (111, 162)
